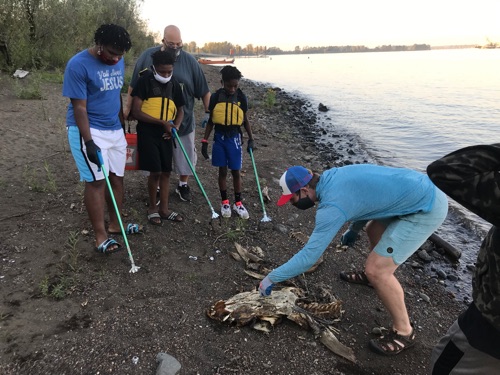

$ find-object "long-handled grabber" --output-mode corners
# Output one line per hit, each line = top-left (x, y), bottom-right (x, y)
(249, 148), (271, 222)
(97, 150), (140, 273)
(171, 128), (219, 219)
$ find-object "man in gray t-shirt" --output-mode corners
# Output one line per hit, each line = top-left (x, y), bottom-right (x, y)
(125, 25), (210, 202)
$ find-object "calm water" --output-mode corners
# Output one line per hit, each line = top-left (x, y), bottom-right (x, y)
(234, 49), (500, 299)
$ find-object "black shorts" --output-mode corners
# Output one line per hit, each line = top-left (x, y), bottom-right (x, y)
(137, 123), (173, 173)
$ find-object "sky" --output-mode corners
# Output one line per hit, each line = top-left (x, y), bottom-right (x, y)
(139, 1), (500, 50)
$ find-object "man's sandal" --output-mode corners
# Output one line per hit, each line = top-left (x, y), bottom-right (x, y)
(109, 223), (145, 235)
(339, 270), (373, 287)
(369, 328), (416, 356)
(95, 238), (122, 255)
(147, 212), (163, 226)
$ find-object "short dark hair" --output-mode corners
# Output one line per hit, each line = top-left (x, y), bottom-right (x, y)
(152, 49), (176, 66)
(307, 173), (321, 189)
(220, 65), (242, 82)
(94, 24), (132, 52)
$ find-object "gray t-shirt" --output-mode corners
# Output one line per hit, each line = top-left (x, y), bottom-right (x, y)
(131, 47), (209, 136)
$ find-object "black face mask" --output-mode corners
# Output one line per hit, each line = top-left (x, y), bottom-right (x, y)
(293, 190), (315, 210)
(167, 46), (182, 59)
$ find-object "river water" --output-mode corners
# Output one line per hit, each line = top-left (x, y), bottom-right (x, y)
(233, 49), (500, 301)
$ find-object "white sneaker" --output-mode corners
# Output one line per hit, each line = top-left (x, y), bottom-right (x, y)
(232, 202), (249, 219)
(221, 200), (231, 218)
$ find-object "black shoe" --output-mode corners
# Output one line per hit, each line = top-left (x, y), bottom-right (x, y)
(176, 185), (191, 202)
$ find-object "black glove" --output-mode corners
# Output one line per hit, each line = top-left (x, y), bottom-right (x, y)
(247, 139), (255, 153)
(340, 229), (359, 246)
(85, 139), (101, 166)
(201, 141), (209, 160)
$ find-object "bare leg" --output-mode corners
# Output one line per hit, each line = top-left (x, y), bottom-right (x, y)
(147, 172), (161, 211)
(158, 172), (171, 216)
(218, 167), (228, 192)
(84, 180), (113, 249)
(364, 220), (413, 336)
(231, 170), (241, 195)
(106, 173), (123, 234)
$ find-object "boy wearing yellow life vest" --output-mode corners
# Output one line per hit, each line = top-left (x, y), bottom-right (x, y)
(131, 49), (185, 226)
(201, 66), (254, 219)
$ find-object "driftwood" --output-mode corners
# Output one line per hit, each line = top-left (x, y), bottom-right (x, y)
(429, 233), (462, 261)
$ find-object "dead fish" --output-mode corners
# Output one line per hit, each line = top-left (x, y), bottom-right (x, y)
(207, 287), (355, 363)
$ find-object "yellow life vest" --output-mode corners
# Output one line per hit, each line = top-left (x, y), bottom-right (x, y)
(139, 72), (177, 121)
(211, 89), (244, 126)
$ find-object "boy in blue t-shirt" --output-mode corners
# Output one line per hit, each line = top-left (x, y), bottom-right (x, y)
(63, 24), (137, 255)
(201, 66), (254, 219)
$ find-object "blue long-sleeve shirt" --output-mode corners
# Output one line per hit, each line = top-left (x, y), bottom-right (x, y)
(268, 164), (437, 282)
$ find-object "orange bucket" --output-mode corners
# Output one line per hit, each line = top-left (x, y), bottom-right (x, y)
(125, 133), (139, 170)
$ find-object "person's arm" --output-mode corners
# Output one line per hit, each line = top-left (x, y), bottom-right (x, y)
(240, 93), (253, 151)
(173, 106), (184, 129)
(119, 93), (126, 132)
(268, 207), (346, 283)
(202, 121), (214, 141)
(71, 99), (91, 142)
(123, 86), (134, 120)
(427, 143), (500, 226)
(201, 102), (214, 160)
(201, 91), (211, 113)
(243, 114), (253, 141)
(202, 92), (215, 141)
(340, 220), (369, 246)
(71, 98), (101, 165)
(131, 96), (172, 134)
(243, 114), (255, 152)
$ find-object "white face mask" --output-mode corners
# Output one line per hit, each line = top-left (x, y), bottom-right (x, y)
(152, 66), (172, 84)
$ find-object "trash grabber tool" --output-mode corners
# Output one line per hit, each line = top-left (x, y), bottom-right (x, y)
(249, 148), (271, 222)
(171, 128), (219, 219)
(97, 150), (140, 273)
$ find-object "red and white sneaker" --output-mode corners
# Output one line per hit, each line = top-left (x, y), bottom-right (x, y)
(221, 200), (231, 218)
(232, 201), (249, 219)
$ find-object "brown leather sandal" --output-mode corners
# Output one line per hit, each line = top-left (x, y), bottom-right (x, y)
(369, 328), (416, 356)
(339, 270), (373, 287)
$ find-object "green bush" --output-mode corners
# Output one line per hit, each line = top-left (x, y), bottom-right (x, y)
(265, 88), (276, 107)
(14, 73), (44, 100)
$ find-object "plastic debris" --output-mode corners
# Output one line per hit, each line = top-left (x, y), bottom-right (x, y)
(156, 352), (181, 375)
(13, 69), (29, 79)
(132, 356), (139, 365)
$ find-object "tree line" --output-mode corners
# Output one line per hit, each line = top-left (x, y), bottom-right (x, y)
(186, 42), (431, 56)
(0, 0), (431, 72)
(0, 0), (156, 71)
